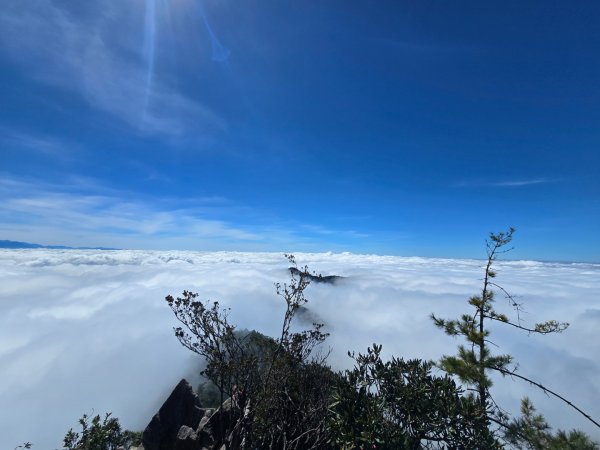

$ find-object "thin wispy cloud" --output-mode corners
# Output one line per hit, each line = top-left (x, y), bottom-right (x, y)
(0, 130), (77, 159)
(0, 181), (262, 247)
(0, 1), (224, 138)
(492, 178), (556, 187)
(300, 224), (370, 239)
(456, 178), (559, 188)
(0, 177), (370, 251)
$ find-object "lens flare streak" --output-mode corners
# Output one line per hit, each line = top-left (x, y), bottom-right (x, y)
(197, 0), (231, 62)
(142, 0), (157, 122)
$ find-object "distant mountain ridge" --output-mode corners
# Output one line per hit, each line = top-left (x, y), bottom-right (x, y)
(0, 240), (118, 250)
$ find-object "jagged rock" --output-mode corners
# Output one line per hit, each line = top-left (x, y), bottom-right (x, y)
(142, 379), (245, 450)
(289, 267), (343, 284)
(142, 379), (205, 450)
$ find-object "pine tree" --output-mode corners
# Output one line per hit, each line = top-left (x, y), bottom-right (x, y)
(430, 228), (578, 436)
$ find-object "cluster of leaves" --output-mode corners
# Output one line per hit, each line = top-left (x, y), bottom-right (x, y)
(14, 443), (32, 450)
(63, 413), (141, 450)
(329, 345), (499, 449)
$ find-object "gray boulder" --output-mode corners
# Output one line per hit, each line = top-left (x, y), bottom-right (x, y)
(173, 426), (199, 450)
(196, 399), (238, 449)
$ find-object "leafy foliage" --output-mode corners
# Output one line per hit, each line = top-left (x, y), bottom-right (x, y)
(329, 344), (500, 449)
(62, 413), (141, 450)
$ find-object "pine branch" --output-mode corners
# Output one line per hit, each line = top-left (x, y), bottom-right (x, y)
(491, 366), (600, 429)
(484, 314), (569, 335)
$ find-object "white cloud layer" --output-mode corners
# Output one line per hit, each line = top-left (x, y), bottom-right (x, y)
(1, 250), (599, 447)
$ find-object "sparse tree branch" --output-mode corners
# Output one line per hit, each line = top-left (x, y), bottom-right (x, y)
(484, 314), (569, 335)
(491, 366), (600, 429)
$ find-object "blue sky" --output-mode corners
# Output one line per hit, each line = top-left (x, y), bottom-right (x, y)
(1, 0), (599, 261)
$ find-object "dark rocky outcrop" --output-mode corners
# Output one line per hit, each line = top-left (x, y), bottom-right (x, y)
(288, 267), (343, 284)
(142, 379), (204, 450)
(142, 380), (241, 450)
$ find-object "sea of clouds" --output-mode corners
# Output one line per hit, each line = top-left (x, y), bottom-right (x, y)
(1, 249), (599, 447)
